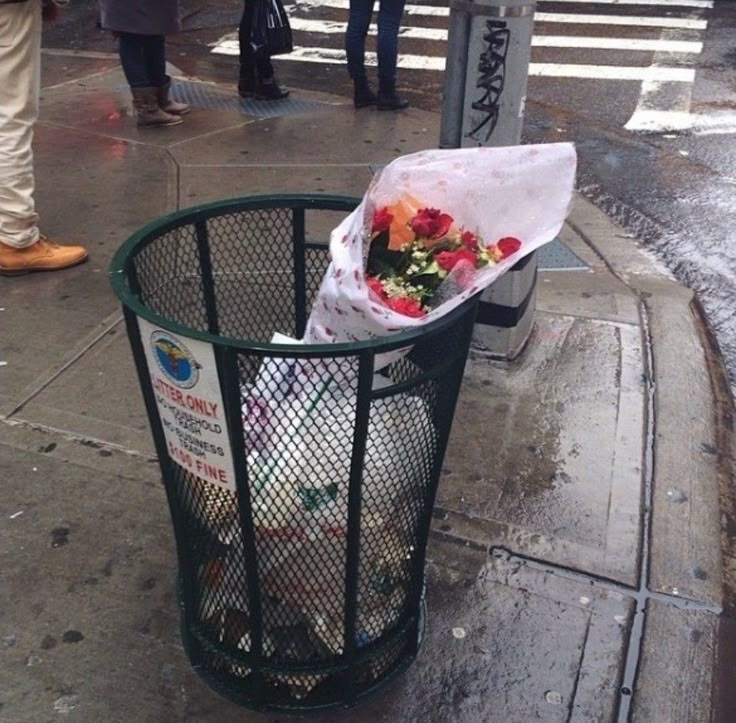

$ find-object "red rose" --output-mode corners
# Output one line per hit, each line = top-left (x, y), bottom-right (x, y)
(372, 207), (393, 234)
(386, 296), (426, 318)
(367, 276), (385, 297)
(410, 208), (454, 240)
(435, 248), (477, 271)
(461, 230), (478, 251)
(497, 237), (521, 259)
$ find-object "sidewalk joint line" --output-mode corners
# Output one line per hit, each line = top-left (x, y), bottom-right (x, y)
(40, 66), (120, 92)
(7, 314), (122, 417)
(36, 120), (150, 147)
(165, 120), (258, 150)
(617, 299), (654, 720)
(2, 418), (158, 463)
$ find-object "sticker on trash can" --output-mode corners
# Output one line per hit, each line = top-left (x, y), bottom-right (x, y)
(138, 318), (235, 492)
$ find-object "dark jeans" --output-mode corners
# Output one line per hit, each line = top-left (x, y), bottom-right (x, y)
(239, 0), (274, 85)
(118, 33), (167, 89)
(345, 0), (406, 86)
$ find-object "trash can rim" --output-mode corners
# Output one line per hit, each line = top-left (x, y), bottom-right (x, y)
(109, 193), (479, 356)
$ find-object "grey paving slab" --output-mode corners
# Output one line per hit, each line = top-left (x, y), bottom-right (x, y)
(536, 268), (640, 327)
(168, 105), (441, 167)
(178, 164), (373, 206)
(0, 431), (630, 723)
(536, 227), (641, 326)
(0, 126), (173, 417)
(12, 321), (154, 456)
(439, 310), (646, 585)
(632, 600), (718, 723)
(0, 439), (190, 723)
(40, 52), (117, 90)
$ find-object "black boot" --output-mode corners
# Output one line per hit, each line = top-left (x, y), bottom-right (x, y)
(238, 66), (257, 98)
(353, 78), (377, 108)
(255, 77), (290, 100)
(377, 81), (409, 111)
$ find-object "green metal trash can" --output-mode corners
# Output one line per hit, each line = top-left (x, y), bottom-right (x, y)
(109, 195), (478, 713)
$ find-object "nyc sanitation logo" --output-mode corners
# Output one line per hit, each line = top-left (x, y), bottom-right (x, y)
(150, 331), (200, 389)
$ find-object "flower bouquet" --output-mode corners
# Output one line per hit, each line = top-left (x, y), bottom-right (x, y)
(365, 193), (523, 319)
(304, 143), (577, 354)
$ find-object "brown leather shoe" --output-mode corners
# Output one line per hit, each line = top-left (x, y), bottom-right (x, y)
(0, 236), (88, 276)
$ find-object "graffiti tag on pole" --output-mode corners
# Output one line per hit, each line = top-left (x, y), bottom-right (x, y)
(467, 20), (510, 143)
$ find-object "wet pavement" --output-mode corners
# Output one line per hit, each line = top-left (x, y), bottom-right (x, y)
(1, 53), (735, 722)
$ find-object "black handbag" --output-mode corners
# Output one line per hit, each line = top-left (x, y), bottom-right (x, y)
(251, 0), (293, 57)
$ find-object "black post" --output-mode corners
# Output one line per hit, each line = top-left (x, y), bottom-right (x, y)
(292, 207), (307, 338)
(342, 351), (375, 702)
(217, 345), (266, 693)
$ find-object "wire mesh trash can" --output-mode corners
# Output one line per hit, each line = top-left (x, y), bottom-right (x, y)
(109, 195), (479, 713)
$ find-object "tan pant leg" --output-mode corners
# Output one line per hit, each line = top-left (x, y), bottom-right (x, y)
(0, 1), (42, 249)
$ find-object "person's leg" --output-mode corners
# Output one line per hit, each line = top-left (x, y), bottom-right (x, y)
(238, 1), (287, 100)
(345, 0), (375, 82)
(238, 1), (257, 93)
(118, 32), (150, 88)
(0, 2), (87, 272)
(142, 34), (167, 87)
(118, 32), (182, 128)
(0, 1), (42, 248)
(376, 0), (408, 109)
(143, 35), (191, 115)
(346, 0), (378, 107)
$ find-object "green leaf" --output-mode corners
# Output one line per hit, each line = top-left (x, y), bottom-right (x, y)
(367, 231), (412, 278)
(409, 273), (444, 295)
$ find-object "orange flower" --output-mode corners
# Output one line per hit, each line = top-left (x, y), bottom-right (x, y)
(382, 193), (458, 250)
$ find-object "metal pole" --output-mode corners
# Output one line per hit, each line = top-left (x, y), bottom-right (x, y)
(440, 0), (539, 360)
(440, 0), (537, 149)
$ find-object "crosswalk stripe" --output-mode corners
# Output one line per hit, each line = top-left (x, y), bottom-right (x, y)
(283, 17), (703, 53)
(295, 0), (708, 29)
(534, 12), (706, 28)
(530, 62), (695, 81)
(260, 46), (697, 81)
(532, 36), (702, 52)
(534, 0), (712, 6)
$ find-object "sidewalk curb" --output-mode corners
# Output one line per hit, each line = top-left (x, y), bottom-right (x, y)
(692, 295), (736, 723)
(568, 195), (736, 719)
(691, 296), (736, 611)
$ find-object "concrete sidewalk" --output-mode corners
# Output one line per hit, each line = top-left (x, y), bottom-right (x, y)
(1, 52), (735, 722)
